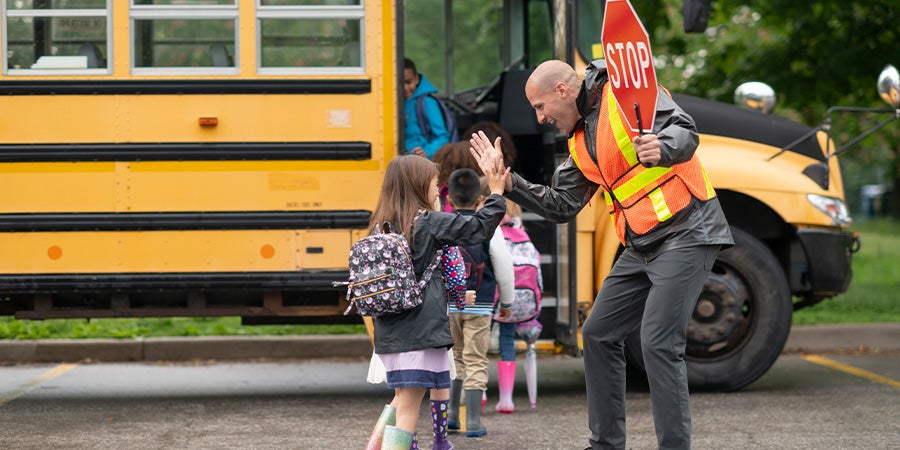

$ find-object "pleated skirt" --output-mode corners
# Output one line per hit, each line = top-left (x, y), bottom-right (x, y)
(380, 347), (451, 389)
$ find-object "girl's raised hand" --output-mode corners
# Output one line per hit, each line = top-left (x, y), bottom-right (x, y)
(486, 164), (511, 196)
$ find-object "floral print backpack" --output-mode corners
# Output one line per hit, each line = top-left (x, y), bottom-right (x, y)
(341, 220), (441, 317)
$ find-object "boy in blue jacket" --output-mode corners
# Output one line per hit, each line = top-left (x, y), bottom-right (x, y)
(403, 58), (452, 158)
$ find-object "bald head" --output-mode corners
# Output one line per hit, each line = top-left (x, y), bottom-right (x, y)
(524, 60), (582, 134)
(526, 60), (579, 95)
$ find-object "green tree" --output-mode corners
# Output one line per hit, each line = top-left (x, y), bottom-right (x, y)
(646, 0), (900, 216)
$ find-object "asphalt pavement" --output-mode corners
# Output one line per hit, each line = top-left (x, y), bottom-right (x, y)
(1, 323), (898, 364)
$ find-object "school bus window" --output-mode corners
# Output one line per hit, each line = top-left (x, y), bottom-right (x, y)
(130, 1), (238, 72)
(4, 1), (110, 73)
(257, 2), (364, 74)
(259, 0), (362, 5)
(6, 0), (107, 9)
(133, 0), (235, 5)
(132, 18), (236, 68)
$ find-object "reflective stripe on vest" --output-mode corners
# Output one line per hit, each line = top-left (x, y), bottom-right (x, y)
(567, 83), (715, 243)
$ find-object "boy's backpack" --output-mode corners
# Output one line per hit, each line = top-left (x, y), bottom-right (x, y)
(458, 242), (488, 292)
(441, 245), (468, 310)
(493, 221), (543, 324)
(338, 221), (442, 317)
(415, 94), (460, 143)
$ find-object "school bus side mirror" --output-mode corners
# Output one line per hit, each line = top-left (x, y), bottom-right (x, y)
(878, 64), (900, 108)
(683, 0), (711, 33)
(734, 81), (776, 114)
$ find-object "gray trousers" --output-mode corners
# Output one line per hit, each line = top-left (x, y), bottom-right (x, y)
(583, 244), (720, 450)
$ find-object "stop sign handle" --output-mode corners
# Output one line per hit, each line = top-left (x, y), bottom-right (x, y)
(634, 102), (645, 136)
(634, 103), (653, 168)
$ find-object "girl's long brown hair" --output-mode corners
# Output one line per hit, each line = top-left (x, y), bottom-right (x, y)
(368, 155), (439, 247)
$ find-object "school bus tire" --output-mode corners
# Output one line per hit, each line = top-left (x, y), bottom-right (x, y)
(623, 227), (792, 392)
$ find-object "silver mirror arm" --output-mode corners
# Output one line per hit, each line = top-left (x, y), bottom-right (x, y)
(824, 106), (900, 158)
(768, 106), (899, 162)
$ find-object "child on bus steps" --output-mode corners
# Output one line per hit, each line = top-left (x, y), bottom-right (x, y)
(365, 153), (509, 450)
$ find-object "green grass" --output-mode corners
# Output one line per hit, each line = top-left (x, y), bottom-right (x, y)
(1, 219), (897, 339)
(792, 218), (900, 325)
(0, 317), (364, 340)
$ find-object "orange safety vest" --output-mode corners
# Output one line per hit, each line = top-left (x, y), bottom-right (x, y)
(569, 83), (716, 244)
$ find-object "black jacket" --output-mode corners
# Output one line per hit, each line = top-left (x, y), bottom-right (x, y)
(373, 194), (506, 354)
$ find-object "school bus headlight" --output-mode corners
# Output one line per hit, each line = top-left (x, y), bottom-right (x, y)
(807, 194), (851, 226)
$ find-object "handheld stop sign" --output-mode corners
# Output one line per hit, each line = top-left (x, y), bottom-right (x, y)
(601, 0), (657, 136)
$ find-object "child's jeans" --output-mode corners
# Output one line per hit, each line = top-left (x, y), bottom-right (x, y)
(498, 321), (517, 361)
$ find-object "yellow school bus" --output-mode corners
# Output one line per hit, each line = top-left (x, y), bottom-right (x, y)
(0, 0), (389, 320)
(0, 1), (873, 391)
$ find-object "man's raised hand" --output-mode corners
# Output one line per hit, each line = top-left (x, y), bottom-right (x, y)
(469, 130), (511, 193)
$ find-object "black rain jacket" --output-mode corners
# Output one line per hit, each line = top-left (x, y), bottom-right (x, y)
(373, 194), (506, 354)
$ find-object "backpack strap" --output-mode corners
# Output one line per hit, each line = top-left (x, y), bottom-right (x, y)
(415, 95), (433, 142)
(418, 249), (443, 290)
(416, 94), (460, 143)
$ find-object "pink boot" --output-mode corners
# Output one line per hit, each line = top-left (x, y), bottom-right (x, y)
(495, 361), (516, 413)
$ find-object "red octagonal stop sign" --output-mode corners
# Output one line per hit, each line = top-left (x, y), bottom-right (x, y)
(601, 0), (657, 134)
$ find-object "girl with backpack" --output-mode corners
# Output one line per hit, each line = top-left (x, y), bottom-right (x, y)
(365, 153), (509, 450)
(492, 200), (544, 413)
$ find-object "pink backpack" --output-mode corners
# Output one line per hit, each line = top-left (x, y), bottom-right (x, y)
(493, 220), (543, 323)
